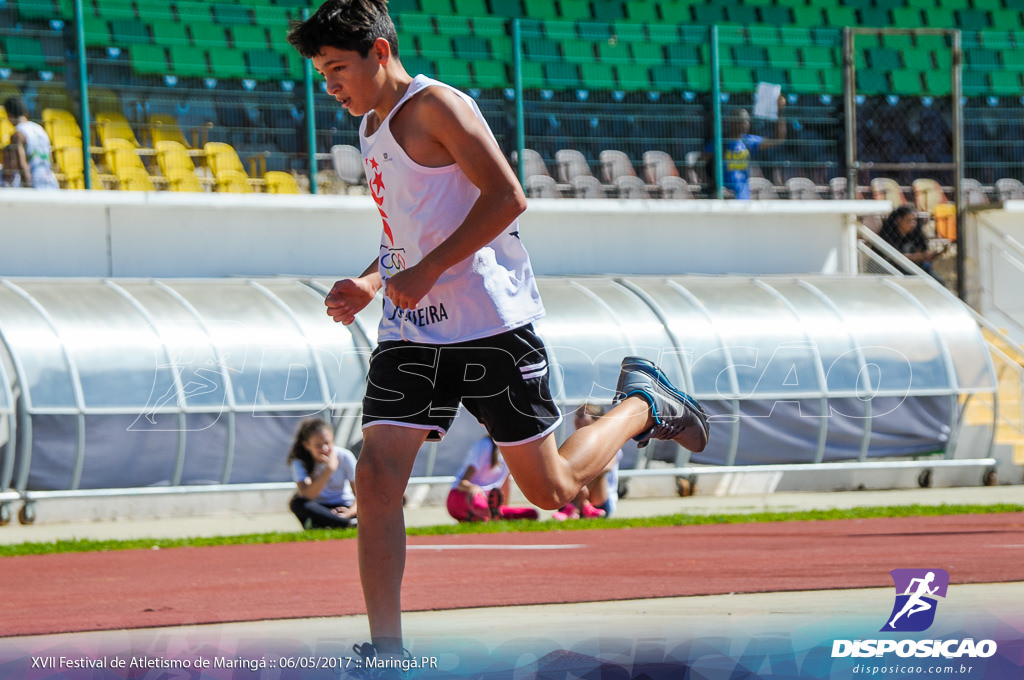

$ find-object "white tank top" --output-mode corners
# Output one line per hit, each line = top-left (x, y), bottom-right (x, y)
(14, 120), (59, 190)
(359, 75), (545, 344)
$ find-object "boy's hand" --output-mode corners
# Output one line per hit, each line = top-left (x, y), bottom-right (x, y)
(326, 276), (379, 325)
(383, 261), (442, 311)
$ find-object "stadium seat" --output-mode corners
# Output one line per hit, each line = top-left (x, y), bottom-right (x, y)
(516, 148), (552, 178)
(115, 166), (156, 192)
(331, 144), (366, 188)
(103, 138), (147, 175)
(615, 175), (651, 199)
(996, 177), (1024, 201)
(871, 177), (908, 205)
(525, 174), (560, 198)
(95, 112), (141, 147)
(53, 143), (105, 190)
(163, 167), (204, 192)
(204, 141), (255, 192)
(213, 168), (254, 193)
(155, 140), (197, 174)
(749, 177), (781, 200)
(0, 109), (13, 147)
(265, 171), (302, 194)
(554, 148), (593, 184)
(658, 175), (695, 199)
(571, 175), (607, 198)
(961, 178), (989, 206)
(43, 108), (82, 141)
(149, 114), (191, 148)
(598, 149), (637, 184)
(641, 150), (680, 184)
(786, 177), (821, 199)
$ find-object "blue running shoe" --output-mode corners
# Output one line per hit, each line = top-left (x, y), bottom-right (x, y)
(614, 356), (709, 452)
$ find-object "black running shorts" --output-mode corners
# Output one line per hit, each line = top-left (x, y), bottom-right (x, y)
(362, 324), (562, 445)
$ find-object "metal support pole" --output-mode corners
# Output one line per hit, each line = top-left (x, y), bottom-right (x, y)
(843, 27), (856, 200)
(303, 8), (318, 194)
(710, 25), (724, 199)
(513, 19), (526, 187)
(74, 0), (92, 190)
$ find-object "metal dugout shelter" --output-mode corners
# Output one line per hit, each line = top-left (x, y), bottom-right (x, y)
(0, 275), (998, 525)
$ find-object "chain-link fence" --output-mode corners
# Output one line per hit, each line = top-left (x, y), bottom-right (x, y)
(1, 0), (1023, 199)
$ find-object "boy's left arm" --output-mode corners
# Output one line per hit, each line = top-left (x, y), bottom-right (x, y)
(382, 89), (527, 311)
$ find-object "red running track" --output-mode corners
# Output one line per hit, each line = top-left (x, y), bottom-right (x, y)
(2, 514), (1022, 637)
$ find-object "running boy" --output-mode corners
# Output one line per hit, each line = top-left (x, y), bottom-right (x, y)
(287, 0), (709, 664)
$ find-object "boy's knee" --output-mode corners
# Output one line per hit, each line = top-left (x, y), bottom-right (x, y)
(515, 480), (576, 511)
(356, 455), (406, 510)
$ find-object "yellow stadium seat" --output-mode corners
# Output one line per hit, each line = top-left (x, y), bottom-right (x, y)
(214, 169), (253, 193)
(53, 143), (105, 190)
(149, 113), (191, 149)
(103, 137), (148, 175)
(95, 111), (141, 147)
(164, 167), (204, 192)
(204, 142), (256, 192)
(155, 140), (196, 173)
(116, 165), (156, 192)
(0, 108), (13, 147)
(264, 170), (302, 194)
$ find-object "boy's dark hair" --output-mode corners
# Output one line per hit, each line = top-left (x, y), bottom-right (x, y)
(4, 97), (28, 119)
(287, 0), (399, 60)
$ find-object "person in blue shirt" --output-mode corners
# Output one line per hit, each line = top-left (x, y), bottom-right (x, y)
(705, 97), (787, 199)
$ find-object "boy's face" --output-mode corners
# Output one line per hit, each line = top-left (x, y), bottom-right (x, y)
(312, 42), (386, 117)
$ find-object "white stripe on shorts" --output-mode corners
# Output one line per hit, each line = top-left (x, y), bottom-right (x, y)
(520, 359), (547, 380)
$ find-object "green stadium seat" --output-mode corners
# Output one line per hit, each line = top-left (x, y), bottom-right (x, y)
(820, 67), (842, 94)
(754, 67), (788, 87)
(559, 0), (592, 21)
(597, 40), (630, 64)
(389, 0), (420, 12)
(720, 65), (755, 91)
(747, 26), (781, 45)
(561, 40), (595, 62)
(614, 64), (651, 90)
(856, 69), (889, 94)
(966, 48), (1001, 68)
(630, 42), (664, 65)
(665, 43), (702, 66)
(436, 15), (473, 36)
(650, 64), (686, 91)
(681, 25), (709, 44)
(17, 0), (58, 21)
(130, 45), (168, 75)
(176, 3), (214, 26)
(579, 61), (615, 89)
(1004, 48), (1024, 69)
(725, 5), (760, 25)
(858, 8), (891, 26)
(246, 49), (286, 79)
(799, 46), (835, 68)
(788, 9), (826, 29)
(544, 61), (581, 88)
(489, 0), (525, 17)
(612, 22), (647, 42)
(523, 0), (558, 20)
(920, 8), (955, 26)
(758, 6), (793, 26)
(253, 6), (292, 27)
(989, 70), (1023, 95)
(488, 35), (513, 59)
(868, 47), (903, 70)
(657, 2), (691, 24)
(822, 7), (857, 26)
(471, 60), (508, 87)
(453, 0), (488, 15)
(98, 0), (136, 20)
(212, 5), (254, 26)
(788, 68), (822, 94)
(544, 20), (578, 40)
(731, 44), (769, 66)
(83, 17), (112, 46)
(396, 13), (435, 36)
(436, 58), (472, 87)
(923, 69), (952, 96)
(110, 18), (150, 45)
(624, 1), (658, 23)
(901, 49), (933, 71)
(906, 0), (938, 8)
(471, 16), (509, 37)
(418, 34), (453, 59)
(692, 4), (727, 24)
(402, 55), (436, 78)
(152, 21), (190, 47)
(592, 0), (626, 22)
(420, 0), (454, 15)
(136, 3), (175, 25)
(209, 49), (249, 79)
(989, 9), (1023, 29)
(881, 34), (915, 51)
(577, 22), (613, 40)
(685, 65), (712, 91)
(2, 35), (49, 70)
(890, 69), (923, 93)
(191, 24), (228, 49)
(891, 8), (924, 26)
(453, 35), (491, 60)
(169, 45), (209, 76)
(779, 27), (814, 46)
(955, 9), (992, 30)
(961, 70), (990, 95)
(522, 38), (560, 61)
(232, 25), (270, 50)
(769, 45), (800, 67)
(978, 31), (1016, 50)
(519, 61), (545, 88)
(647, 24), (681, 43)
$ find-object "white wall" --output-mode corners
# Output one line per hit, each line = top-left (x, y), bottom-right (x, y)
(0, 189), (888, 278)
(967, 201), (1024, 342)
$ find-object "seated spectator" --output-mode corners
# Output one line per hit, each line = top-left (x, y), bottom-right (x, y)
(552, 403), (623, 520)
(877, 205), (947, 286)
(447, 435), (539, 523)
(2, 98), (59, 190)
(287, 418), (358, 529)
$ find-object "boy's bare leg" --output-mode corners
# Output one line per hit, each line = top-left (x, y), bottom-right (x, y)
(355, 424), (429, 656)
(500, 396), (651, 510)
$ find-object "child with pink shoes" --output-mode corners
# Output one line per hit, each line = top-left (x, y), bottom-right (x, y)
(447, 435), (539, 522)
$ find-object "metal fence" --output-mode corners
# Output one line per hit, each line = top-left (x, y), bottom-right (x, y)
(2, 0), (1023, 198)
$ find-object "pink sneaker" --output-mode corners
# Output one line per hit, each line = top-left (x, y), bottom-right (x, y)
(551, 503), (579, 521)
(580, 501), (606, 519)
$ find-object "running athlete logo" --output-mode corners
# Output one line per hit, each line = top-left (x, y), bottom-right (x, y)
(881, 568), (949, 632)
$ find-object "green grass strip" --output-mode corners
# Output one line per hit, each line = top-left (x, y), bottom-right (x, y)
(1, 503), (1020, 558)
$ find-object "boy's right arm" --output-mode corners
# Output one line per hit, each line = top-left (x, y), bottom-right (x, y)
(325, 259), (382, 325)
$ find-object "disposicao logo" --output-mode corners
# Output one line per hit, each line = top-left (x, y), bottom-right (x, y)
(831, 569), (998, 659)
(882, 568), (949, 632)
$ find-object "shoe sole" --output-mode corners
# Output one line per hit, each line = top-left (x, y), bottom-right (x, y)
(621, 357), (709, 453)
